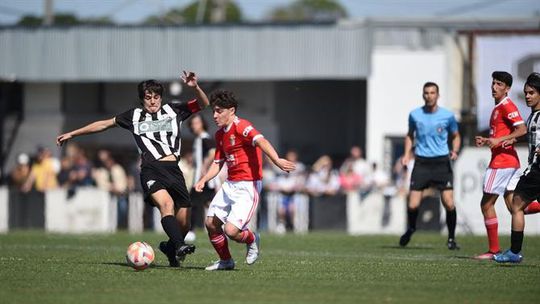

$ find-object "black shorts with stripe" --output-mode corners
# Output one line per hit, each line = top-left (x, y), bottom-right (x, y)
(514, 165), (540, 204)
(410, 156), (453, 191)
(140, 160), (191, 209)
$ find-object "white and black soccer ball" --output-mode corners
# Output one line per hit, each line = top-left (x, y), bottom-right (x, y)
(126, 241), (155, 270)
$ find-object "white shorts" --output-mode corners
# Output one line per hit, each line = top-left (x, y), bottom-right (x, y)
(207, 180), (262, 230)
(483, 168), (521, 196)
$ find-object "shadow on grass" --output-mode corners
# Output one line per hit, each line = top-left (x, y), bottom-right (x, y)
(100, 262), (207, 270)
(380, 245), (435, 250)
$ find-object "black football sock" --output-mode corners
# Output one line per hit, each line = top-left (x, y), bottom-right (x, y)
(407, 207), (418, 231)
(446, 208), (457, 240)
(161, 215), (184, 247)
(510, 230), (524, 254)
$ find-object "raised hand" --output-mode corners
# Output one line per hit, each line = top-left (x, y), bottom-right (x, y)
(181, 70), (198, 88)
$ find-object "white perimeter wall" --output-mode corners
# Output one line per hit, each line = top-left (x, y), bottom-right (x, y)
(454, 147), (540, 235)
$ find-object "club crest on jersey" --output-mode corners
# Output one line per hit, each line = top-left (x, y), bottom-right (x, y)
(229, 135), (236, 145)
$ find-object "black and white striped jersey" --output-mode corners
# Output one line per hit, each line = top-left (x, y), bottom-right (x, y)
(115, 100), (201, 163)
(525, 110), (540, 168)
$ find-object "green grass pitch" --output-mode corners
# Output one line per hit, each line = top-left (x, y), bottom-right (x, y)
(1, 231), (539, 304)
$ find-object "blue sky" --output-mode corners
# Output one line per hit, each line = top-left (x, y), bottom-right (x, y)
(0, 0), (539, 24)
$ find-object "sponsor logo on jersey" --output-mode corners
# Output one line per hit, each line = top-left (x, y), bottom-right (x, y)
(135, 118), (173, 134)
(507, 111), (519, 119)
(146, 180), (156, 188)
(243, 126), (253, 137)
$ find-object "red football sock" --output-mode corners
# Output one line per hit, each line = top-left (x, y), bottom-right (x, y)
(484, 217), (499, 253)
(209, 233), (232, 260)
(238, 230), (255, 244)
(524, 201), (540, 214)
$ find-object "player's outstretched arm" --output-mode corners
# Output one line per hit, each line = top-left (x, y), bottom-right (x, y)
(181, 70), (210, 108)
(56, 118), (116, 146)
(194, 161), (223, 192)
(255, 137), (296, 173)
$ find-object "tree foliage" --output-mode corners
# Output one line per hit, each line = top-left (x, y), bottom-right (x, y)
(144, 0), (242, 25)
(269, 0), (347, 22)
(17, 13), (113, 26)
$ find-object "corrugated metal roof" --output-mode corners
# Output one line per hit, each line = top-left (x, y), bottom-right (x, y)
(0, 25), (371, 81)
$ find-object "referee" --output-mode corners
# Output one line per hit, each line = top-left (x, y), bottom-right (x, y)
(399, 82), (461, 250)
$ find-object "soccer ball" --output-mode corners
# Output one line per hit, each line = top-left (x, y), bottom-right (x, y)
(126, 241), (155, 270)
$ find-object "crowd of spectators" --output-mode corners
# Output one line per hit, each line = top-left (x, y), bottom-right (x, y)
(4, 143), (408, 233)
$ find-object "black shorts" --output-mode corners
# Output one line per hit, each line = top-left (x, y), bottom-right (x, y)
(190, 186), (215, 207)
(514, 166), (540, 204)
(140, 160), (191, 209)
(410, 156), (453, 191)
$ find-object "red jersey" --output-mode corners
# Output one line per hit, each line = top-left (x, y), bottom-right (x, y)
(214, 117), (264, 181)
(488, 97), (524, 168)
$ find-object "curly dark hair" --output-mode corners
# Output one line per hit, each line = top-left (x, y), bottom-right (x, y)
(210, 90), (238, 111)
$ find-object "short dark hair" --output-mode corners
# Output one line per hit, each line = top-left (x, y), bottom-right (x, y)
(423, 82), (439, 93)
(210, 90), (238, 111)
(137, 80), (164, 100)
(525, 72), (540, 94)
(492, 71), (513, 87)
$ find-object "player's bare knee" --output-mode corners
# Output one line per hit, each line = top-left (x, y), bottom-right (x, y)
(157, 200), (174, 216)
(205, 217), (219, 232)
(224, 225), (240, 239)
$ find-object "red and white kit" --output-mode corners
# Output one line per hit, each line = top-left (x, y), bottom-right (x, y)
(483, 97), (524, 195)
(208, 117), (264, 229)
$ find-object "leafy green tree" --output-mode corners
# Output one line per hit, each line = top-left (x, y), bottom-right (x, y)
(17, 13), (113, 26)
(144, 0), (242, 25)
(269, 0), (347, 22)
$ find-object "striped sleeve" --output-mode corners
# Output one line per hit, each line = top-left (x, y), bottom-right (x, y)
(115, 109), (135, 130)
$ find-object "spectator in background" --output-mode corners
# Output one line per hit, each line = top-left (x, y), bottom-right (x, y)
(306, 155), (340, 197)
(93, 149), (128, 229)
(127, 156), (154, 230)
(371, 163), (390, 191)
(339, 161), (362, 193)
(22, 146), (59, 192)
(274, 149), (306, 234)
(188, 114), (218, 237)
(9, 153), (31, 192)
(340, 146), (372, 198)
(71, 146), (94, 187)
(179, 150), (197, 242)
